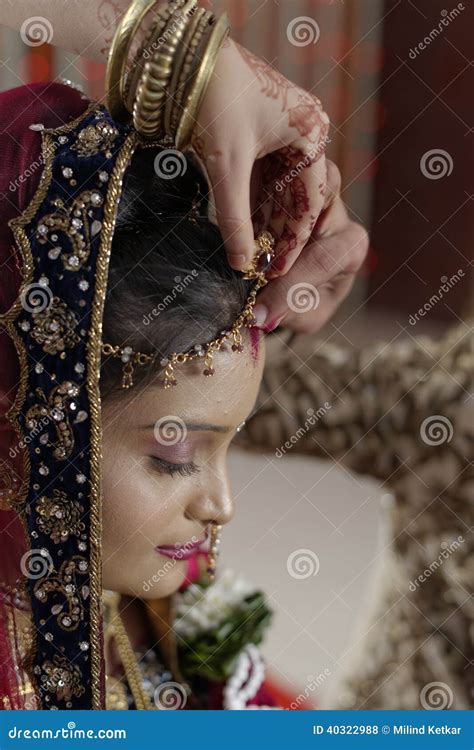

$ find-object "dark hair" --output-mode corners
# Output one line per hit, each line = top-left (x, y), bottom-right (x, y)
(100, 146), (253, 398)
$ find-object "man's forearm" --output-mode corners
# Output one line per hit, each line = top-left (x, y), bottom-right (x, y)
(0, 0), (168, 62)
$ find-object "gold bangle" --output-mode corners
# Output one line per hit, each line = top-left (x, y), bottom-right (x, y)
(167, 8), (212, 136)
(124, 0), (192, 115)
(163, 6), (208, 135)
(105, 0), (156, 122)
(133, 0), (197, 137)
(175, 12), (230, 151)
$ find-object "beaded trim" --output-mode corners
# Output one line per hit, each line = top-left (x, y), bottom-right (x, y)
(101, 229), (275, 389)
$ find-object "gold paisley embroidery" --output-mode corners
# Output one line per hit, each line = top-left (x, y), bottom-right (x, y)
(40, 654), (85, 702)
(25, 381), (82, 461)
(33, 555), (89, 631)
(36, 490), (85, 544)
(31, 296), (80, 355)
(36, 190), (104, 272)
(71, 120), (119, 157)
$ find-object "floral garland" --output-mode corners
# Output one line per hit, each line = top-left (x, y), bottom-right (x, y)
(173, 567), (273, 686)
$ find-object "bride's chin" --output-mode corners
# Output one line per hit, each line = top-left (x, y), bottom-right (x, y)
(102, 560), (188, 600)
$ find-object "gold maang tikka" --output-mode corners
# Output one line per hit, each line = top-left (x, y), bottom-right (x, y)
(101, 230), (276, 389)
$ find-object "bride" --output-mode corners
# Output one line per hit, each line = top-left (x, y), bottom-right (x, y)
(0, 81), (282, 708)
(4, 0), (465, 716)
(0, 0), (336, 710)
(99, 146), (272, 709)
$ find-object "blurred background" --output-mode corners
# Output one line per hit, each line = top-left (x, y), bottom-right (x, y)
(1, 0), (471, 707)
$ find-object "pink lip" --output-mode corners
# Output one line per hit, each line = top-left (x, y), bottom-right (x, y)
(155, 530), (208, 561)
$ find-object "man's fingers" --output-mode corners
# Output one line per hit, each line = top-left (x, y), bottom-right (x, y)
(266, 151), (327, 278)
(207, 148), (255, 271)
(321, 159), (342, 212)
(283, 274), (355, 334)
(254, 221), (369, 328)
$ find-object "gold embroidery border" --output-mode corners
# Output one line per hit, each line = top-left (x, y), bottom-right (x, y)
(86, 128), (139, 709)
(3, 101), (117, 709)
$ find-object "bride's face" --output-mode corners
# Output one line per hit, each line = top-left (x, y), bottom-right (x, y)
(101, 331), (265, 599)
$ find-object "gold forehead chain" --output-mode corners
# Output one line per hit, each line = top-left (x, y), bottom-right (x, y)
(101, 230), (275, 389)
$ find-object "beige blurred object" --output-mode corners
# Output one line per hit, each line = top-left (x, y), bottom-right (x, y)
(237, 321), (474, 709)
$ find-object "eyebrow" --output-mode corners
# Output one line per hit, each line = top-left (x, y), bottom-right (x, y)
(142, 421), (230, 434)
(141, 399), (259, 435)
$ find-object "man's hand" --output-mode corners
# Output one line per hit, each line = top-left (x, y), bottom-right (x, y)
(252, 161), (369, 333)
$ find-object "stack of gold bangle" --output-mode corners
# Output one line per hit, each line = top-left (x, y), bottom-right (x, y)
(106, 0), (230, 151)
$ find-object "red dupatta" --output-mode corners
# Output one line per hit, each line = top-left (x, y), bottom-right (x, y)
(0, 83), (89, 708)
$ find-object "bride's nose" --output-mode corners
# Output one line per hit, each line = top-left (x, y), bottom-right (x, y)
(185, 472), (235, 527)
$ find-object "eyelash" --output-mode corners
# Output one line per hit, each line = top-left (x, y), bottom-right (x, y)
(149, 456), (201, 478)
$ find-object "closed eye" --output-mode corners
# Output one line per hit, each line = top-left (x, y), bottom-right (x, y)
(149, 456), (201, 479)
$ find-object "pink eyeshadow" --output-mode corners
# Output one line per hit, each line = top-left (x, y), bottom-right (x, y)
(149, 440), (193, 462)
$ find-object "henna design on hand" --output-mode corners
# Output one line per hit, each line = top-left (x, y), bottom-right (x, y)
(97, 0), (124, 57)
(236, 42), (291, 109)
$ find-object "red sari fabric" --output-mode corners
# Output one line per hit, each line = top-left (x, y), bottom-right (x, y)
(0, 83), (89, 707)
(0, 82), (89, 487)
